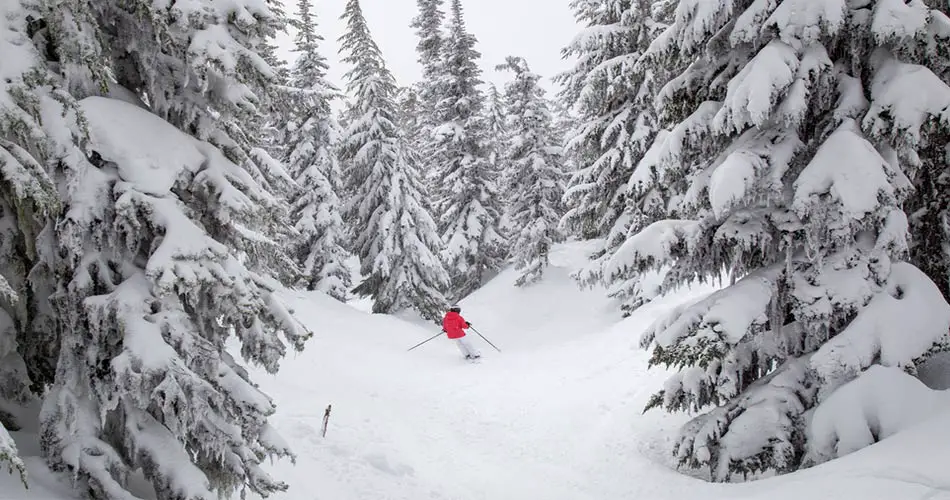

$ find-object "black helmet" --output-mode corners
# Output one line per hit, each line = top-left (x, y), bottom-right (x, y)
(449, 304), (461, 313)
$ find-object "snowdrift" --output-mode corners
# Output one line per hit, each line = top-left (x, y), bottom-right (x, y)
(3, 241), (950, 499)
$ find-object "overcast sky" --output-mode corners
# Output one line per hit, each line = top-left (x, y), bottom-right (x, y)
(274, 0), (579, 99)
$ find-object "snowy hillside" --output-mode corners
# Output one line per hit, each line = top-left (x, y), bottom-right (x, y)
(49, 241), (928, 500)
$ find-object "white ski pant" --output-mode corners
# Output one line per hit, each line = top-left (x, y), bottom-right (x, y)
(454, 335), (480, 357)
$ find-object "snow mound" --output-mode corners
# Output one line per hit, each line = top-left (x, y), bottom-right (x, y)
(806, 365), (950, 464)
(458, 240), (620, 349)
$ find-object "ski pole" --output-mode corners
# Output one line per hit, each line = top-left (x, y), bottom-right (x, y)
(407, 332), (443, 352)
(468, 326), (501, 352)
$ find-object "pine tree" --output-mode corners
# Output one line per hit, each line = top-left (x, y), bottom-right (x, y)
(624, 0), (950, 481)
(396, 86), (422, 132)
(258, 38), (293, 159)
(548, 98), (575, 161)
(555, 0), (637, 241)
(220, 6), (300, 286)
(906, 1), (950, 303)
(255, 55), (308, 290)
(0, 3), (63, 484)
(339, 0), (450, 320)
(556, 0), (673, 314)
(411, 0), (447, 86)
(409, 0), (446, 125)
(410, 0), (448, 186)
(397, 85), (427, 158)
(283, 0), (351, 301)
(484, 83), (509, 176)
(30, 0), (312, 498)
(483, 83), (511, 233)
(433, 0), (507, 300)
(497, 57), (567, 286)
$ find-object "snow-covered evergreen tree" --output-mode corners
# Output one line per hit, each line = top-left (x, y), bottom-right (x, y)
(557, 0), (638, 240)
(484, 83), (510, 177)
(623, 0), (950, 481)
(27, 0), (313, 498)
(258, 39), (293, 159)
(556, 0), (673, 314)
(905, 1), (950, 303)
(283, 0), (351, 301)
(410, 0), (448, 186)
(218, 7), (300, 285)
(0, 3), (63, 483)
(339, 0), (450, 320)
(396, 85), (427, 157)
(497, 57), (566, 286)
(433, 0), (507, 300)
(483, 82), (511, 233)
(411, 0), (447, 92)
(396, 85), (422, 131)
(548, 98), (575, 163)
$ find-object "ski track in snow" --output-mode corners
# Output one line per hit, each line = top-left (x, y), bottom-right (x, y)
(3, 242), (950, 499)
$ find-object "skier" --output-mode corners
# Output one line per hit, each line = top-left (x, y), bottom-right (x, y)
(442, 305), (480, 360)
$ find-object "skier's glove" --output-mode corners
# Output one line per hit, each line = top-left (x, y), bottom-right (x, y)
(466, 322), (472, 327)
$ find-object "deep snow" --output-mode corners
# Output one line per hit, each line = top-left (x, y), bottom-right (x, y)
(2, 241), (950, 499)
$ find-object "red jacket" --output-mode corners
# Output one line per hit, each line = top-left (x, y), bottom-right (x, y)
(442, 311), (468, 339)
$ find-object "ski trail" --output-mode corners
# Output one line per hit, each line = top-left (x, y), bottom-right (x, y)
(248, 250), (716, 499)
(245, 242), (950, 500)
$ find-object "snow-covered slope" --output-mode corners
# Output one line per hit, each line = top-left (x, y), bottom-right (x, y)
(248, 241), (950, 500)
(3, 241), (950, 499)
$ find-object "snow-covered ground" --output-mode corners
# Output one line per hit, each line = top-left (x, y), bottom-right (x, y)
(3, 241), (950, 499)
(249, 241), (950, 500)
